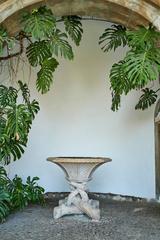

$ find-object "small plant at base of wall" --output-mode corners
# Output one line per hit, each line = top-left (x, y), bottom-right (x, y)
(0, 166), (45, 223)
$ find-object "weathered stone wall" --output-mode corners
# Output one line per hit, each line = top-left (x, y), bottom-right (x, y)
(0, 0), (160, 35)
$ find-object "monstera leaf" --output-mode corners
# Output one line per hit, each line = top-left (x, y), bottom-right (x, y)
(111, 92), (121, 112)
(0, 85), (17, 108)
(124, 49), (160, 88)
(21, 6), (56, 40)
(135, 88), (158, 110)
(127, 25), (160, 49)
(110, 60), (133, 96)
(36, 58), (59, 94)
(0, 137), (25, 164)
(50, 29), (74, 60)
(26, 40), (52, 67)
(6, 104), (31, 142)
(63, 16), (83, 46)
(18, 81), (30, 103)
(99, 25), (127, 52)
(27, 100), (40, 120)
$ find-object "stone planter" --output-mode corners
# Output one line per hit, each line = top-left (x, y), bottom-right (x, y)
(47, 157), (111, 220)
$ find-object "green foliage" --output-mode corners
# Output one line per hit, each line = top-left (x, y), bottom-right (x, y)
(0, 85), (17, 107)
(36, 58), (59, 94)
(110, 60), (134, 111)
(25, 176), (44, 204)
(124, 49), (160, 88)
(111, 92), (121, 112)
(63, 16), (83, 46)
(0, 6), (83, 95)
(21, 6), (56, 40)
(0, 82), (39, 164)
(99, 25), (127, 52)
(0, 188), (10, 222)
(110, 61), (133, 95)
(18, 80), (30, 103)
(100, 24), (160, 110)
(8, 175), (28, 209)
(127, 25), (160, 49)
(8, 174), (44, 210)
(0, 26), (14, 56)
(0, 166), (44, 222)
(50, 29), (74, 60)
(26, 40), (52, 67)
(135, 88), (158, 110)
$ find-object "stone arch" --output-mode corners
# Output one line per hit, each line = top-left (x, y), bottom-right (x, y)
(0, 0), (160, 35)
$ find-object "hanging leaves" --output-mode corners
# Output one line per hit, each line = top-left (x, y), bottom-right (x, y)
(0, 84), (39, 165)
(36, 58), (59, 94)
(21, 6), (56, 40)
(135, 88), (158, 110)
(26, 40), (52, 67)
(50, 29), (74, 60)
(99, 24), (160, 110)
(124, 49), (160, 88)
(0, 85), (17, 108)
(110, 61), (133, 95)
(63, 16), (83, 46)
(99, 25), (127, 52)
(127, 25), (160, 49)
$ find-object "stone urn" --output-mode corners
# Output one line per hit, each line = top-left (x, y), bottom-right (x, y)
(47, 157), (111, 220)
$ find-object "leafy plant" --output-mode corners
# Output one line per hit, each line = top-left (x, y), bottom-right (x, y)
(135, 88), (158, 110)
(25, 176), (44, 204)
(36, 57), (59, 94)
(50, 29), (74, 60)
(0, 188), (10, 222)
(8, 175), (28, 209)
(63, 15), (83, 46)
(0, 81), (39, 164)
(26, 40), (52, 67)
(8, 174), (44, 210)
(21, 6), (56, 40)
(99, 24), (127, 52)
(0, 166), (45, 222)
(99, 24), (160, 110)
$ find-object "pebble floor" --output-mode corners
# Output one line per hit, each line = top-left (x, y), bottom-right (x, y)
(0, 195), (160, 240)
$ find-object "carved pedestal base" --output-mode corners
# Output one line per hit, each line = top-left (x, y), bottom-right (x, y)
(54, 181), (100, 221)
(54, 197), (100, 221)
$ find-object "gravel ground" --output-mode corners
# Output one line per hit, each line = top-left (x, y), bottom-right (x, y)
(0, 194), (160, 240)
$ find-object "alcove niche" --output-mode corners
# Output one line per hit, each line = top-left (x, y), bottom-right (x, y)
(0, 0), (160, 198)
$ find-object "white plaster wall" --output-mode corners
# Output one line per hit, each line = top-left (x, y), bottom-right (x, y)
(4, 21), (157, 198)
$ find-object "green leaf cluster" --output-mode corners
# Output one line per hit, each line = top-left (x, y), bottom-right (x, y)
(99, 24), (160, 110)
(0, 81), (39, 165)
(21, 6), (56, 40)
(99, 25), (127, 52)
(63, 16), (83, 46)
(0, 167), (44, 222)
(21, 6), (83, 94)
(0, 6), (83, 95)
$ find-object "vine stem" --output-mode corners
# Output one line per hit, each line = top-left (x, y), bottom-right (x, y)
(0, 32), (31, 61)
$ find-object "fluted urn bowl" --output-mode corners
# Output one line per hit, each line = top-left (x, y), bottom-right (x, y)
(47, 157), (111, 220)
